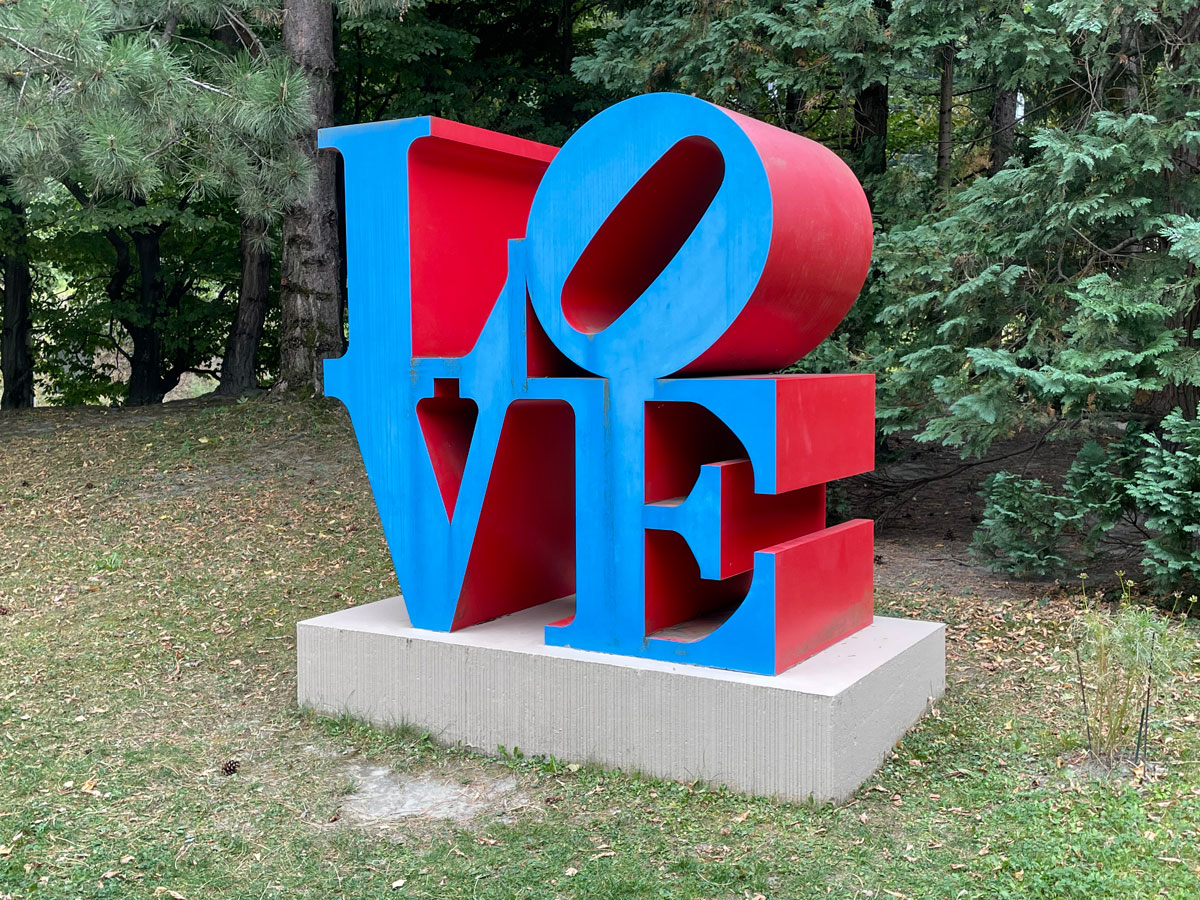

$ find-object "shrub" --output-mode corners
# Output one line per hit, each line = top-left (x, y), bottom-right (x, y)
(973, 413), (1199, 596)
(1128, 410), (1200, 593)
(971, 435), (1138, 577)
(971, 472), (1075, 577)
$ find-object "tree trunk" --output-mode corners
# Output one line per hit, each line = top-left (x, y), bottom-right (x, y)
(1163, 298), (1199, 418)
(126, 229), (167, 406)
(1, 184), (34, 409)
(1120, 22), (1142, 110)
(218, 216), (273, 396)
(558, 0), (574, 75)
(851, 81), (889, 178)
(989, 88), (1017, 175)
(208, 12), (276, 398)
(936, 45), (955, 191)
(279, 0), (344, 395)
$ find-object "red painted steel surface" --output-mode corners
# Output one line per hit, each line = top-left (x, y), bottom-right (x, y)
(771, 519), (876, 672)
(683, 110), (874, 375)
(409, 122), (554, 359)
(325, 93), (878, 674)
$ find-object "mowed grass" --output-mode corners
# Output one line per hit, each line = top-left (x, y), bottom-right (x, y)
(1, 397), (1198, 900)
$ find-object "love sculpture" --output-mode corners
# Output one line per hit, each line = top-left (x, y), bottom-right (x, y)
(302, 93), (946, 801)
(320, 93), (877, 676)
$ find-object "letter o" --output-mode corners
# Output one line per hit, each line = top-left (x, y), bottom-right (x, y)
(524, 92), (874, 381)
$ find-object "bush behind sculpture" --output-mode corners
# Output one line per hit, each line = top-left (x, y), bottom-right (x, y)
(973, 414), (1200, 596)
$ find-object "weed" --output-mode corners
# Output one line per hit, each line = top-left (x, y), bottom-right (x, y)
(94, 548), (123, 571)
(1070, 573), (1193, 764)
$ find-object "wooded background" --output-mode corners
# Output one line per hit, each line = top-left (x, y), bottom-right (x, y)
(1, 0), (1197, 592)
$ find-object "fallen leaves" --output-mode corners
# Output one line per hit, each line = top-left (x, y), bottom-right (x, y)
(3, 401), (1200, 900)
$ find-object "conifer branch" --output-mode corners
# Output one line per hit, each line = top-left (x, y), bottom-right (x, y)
(185, 77), (232, 98)
(220, 6), (266, 59)
(0, 34), (71, 66)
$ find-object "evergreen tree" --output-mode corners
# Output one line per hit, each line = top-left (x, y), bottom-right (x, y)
(0, 0), (309, 404)
(580, 0), (1200, 589)
(336, 0), (614, 144)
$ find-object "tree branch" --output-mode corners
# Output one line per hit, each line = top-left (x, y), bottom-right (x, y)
(221, 5), (266, 58)
(159, 15), (179, 46)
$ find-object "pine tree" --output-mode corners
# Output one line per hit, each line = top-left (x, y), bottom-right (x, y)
(277, 0), (342, 396)
(0, 1), (310, 404)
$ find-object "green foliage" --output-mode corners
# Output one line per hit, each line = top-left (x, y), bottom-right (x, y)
(871, 106), (1200, 453)
(337, 0), (615, 145)
(574, 0), (899, 165)
(581, 0), (1200, 593)
(973, 417), (1200, 593)
(971, 434), (1140, 578)
(1129, 410), (1200, 591)
(31, 194), (243, 404)
(95, 547), (124, 570)
(0, 3), (312, 209)
(972, 471), (1075, 576)
(0, 1), (312, 402)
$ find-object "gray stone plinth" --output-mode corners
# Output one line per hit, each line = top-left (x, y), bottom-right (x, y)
(297, 597), (945, 802)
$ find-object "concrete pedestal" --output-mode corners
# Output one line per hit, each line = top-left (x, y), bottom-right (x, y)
(297, 597), (945, 803)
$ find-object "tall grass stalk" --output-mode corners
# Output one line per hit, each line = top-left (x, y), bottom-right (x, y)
(1072, 574), (1191, 764)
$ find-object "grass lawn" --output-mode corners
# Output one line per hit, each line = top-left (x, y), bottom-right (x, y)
(2, 397), (1198, 899)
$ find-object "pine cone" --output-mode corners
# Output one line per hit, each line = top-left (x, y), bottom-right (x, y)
(220, 758), (241, 776)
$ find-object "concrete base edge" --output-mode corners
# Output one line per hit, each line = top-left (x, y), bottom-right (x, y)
(296, 597), (946, 803)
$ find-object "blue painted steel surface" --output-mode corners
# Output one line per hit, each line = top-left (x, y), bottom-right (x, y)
(321, 93), (876, 675)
